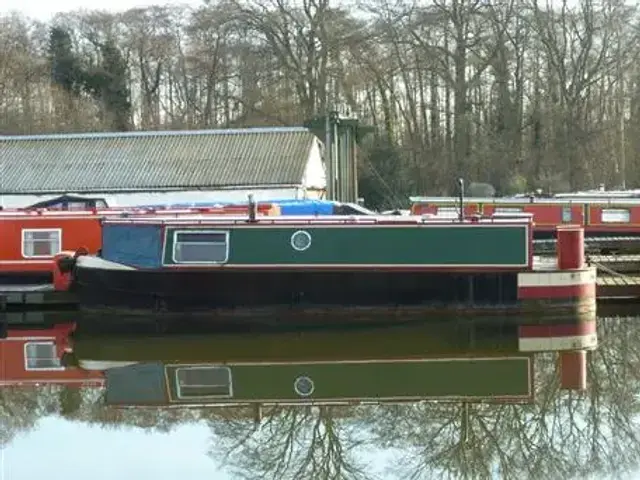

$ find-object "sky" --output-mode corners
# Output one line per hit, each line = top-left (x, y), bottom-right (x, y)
(2, 416), (231, 480)
(0, 0), (201, 22)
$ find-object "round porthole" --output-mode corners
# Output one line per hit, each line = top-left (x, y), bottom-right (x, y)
(291, 230), (312, 251)
(294, 375), (315, 397)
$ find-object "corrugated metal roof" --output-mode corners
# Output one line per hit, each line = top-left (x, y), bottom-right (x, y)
(0, 127), (318, 193)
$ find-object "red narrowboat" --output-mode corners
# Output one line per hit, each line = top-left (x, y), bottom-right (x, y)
(410, 195), (640, 239)
(0, 322), (105, 387)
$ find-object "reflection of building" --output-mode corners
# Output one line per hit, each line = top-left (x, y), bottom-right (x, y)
(0, 323), (104, 387)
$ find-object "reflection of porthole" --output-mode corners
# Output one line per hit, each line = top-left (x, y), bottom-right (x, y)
(294, 375), (315, 397)
(291, 230), (312, 251)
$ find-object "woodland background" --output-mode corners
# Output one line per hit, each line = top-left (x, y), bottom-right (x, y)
(0, 0), (638, 207)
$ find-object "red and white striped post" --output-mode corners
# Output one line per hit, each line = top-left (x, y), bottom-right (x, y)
(556, 225), (585, 270)
(557, 225), (587, 391)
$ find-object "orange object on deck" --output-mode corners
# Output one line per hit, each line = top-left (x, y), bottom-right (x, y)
(556, 225), (585, 270)
(559, 350), (587, 391)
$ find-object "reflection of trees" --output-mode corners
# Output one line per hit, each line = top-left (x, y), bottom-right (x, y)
(0, 386), (61, 446)
(365, 317), (640, 480)
(208, 405), (373, 480)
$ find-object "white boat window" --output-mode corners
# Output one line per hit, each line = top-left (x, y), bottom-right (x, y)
(22, 229), (61, 258)
(562, 207), (572, 222)
(436, 207), (459, 218)
(175, 366), (232, 399)
(24, 342), (63, 370)
(172, 230), (229, 263)
(601, 208), (630, 223)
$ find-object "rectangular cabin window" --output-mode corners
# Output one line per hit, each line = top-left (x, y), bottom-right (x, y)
(173, 231), (229, 264)
(601, 208), (630, 223)
(436, 207), (459, 218)
(22, 229), (61, 258)
(562, 207), (572, 222)
(67, 201), (89, 210)
(495, 207), (523, 214)
(175, 366), (232, 399)
(24, 342), (62, 370)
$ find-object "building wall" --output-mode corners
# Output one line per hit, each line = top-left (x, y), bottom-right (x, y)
(301, 139), (326, 191)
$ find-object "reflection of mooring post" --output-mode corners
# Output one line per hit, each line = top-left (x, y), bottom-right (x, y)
(461, 402), (470, 443)
(253, 403), (263, 429)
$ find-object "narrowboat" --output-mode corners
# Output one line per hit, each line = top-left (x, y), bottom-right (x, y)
(67, 213), (597, 326)
(0, 201), (280, 283)
(0, 322), (104, 387)
(410, 195), (640, 240)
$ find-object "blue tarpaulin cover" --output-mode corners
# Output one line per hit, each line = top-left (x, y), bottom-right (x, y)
(102, 223), (163, 268)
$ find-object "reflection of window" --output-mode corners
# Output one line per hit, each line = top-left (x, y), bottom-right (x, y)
(175, 366), (232, 398)
(24, 342), (62, 370)
(22, 229), (61, 257)
(173, 231), (228, 263)
(562, 207), (572, 222)
(601, 209), (630, 223)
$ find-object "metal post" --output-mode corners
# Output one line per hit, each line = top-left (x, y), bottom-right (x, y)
(458, 178), (465, 222)
(332, 112), (340, 201)
(325, 114), (333, 200)
(248, 193), (257, 223)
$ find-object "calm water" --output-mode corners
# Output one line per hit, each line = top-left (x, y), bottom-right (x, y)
(1, 314), (639, 480)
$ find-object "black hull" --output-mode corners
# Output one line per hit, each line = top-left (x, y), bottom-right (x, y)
(74, 267), (519, 322)
(0, 272), (53, 285)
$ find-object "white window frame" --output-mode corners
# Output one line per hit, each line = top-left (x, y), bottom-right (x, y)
(22, 228), (62, 259)
(174, 366), (233, 399)
(435, 207), (459, 218)
(23, 341), (64, 371)
(495, 207), (523, 214)
(601, 208), (630, 223)
(171, 230), (229, 264)
(562, 206), (572, 223)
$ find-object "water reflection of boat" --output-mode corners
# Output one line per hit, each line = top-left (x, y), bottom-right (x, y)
(72, 323), (537, 406)
(0, 322), (104, 387)
(98, 357), (534, 407)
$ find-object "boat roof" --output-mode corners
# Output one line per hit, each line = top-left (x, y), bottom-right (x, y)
(102, 213), (533, 226)
(409, 196), (640, 205)
(0, 205), (275, 218)
(135, 199), (377, 215)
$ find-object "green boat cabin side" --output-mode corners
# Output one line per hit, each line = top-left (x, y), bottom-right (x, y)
(156, 223), (531, 269)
